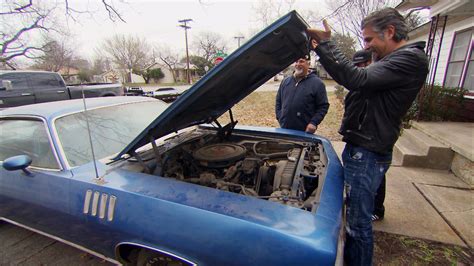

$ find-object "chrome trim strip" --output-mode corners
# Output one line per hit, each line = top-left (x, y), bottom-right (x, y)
(83, 190), (93, 214)
(0, 115), (63, 171)
(115, 242), (197, 266)
(91, 191), (100, 216)
(0, 218), (120, 265)
(49, 99), (157, 170)
(99, 193), (108, 219)
(107, 195), (116, 222)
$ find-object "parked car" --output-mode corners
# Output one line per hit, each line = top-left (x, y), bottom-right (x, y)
(147, 87), (181, 102)
(0, 11), (344, 266)
(125, 86), (146, 96)
(0, 70), (124, 108)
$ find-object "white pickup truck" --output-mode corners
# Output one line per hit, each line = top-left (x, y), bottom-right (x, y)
(0, 70), (124, 108)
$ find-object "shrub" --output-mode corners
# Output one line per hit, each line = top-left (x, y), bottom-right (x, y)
(403, 84), (468, 126)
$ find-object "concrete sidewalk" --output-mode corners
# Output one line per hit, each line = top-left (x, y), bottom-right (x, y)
(331, 141), (473, 249)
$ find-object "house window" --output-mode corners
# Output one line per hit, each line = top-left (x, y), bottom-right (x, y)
(444, 28), (473, 92)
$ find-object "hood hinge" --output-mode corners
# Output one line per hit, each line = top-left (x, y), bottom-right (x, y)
(213, 109), (238, 140)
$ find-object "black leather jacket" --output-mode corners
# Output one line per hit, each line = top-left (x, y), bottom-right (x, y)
(315, 41), (429, 154)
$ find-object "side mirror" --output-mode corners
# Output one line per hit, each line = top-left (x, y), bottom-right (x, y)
(3, 155), (33, 176)
(1, 80), (12, 91)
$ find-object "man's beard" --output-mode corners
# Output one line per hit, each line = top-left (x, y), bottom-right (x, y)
(294, 68), (304, 77)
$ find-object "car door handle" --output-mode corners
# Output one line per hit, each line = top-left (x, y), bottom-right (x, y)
(21, 93), (32, 96)
(57, 90), (65, 93)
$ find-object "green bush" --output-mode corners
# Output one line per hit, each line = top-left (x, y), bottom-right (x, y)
(403, 84), (467, 126)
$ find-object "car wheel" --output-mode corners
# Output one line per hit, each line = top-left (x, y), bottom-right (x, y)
(136, 249), (188, 266)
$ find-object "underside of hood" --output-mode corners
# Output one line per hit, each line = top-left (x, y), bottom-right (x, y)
(117, 11), (309, 159)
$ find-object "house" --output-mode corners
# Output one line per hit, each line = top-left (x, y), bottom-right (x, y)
(102, 63), (199, 85)
(148, 62), (199, 84)
(393, 0), (473, 187)
(101, 69), (123, 84)
(396, 0), (473, 122)
(101, 69), (148, 84)
(58, 66), (80, 84)
(396, 0), (473, 94)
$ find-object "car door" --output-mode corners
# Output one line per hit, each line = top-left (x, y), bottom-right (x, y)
(28, 72), (70, 103)
(0, 117), (73, 235)
(0, 73), (35, 107)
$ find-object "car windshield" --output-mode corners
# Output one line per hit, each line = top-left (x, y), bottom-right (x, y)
(55, 101), (168, 167)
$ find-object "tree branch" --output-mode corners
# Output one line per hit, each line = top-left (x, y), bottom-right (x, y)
(102, 0), (126, 22)
(14, 0), (33, 11)
(2, 46), (45, 62)
(1, 13), (49, 55)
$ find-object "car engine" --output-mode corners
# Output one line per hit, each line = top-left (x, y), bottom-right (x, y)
(128, 129), (327, 211)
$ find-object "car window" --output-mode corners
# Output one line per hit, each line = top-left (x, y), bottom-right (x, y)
(55, 101), (169, 167)
(0, 73), (29, 90)
(157, 88), (174, 92)
(28, 73), (64, 90)
(0, 119), (59, 169)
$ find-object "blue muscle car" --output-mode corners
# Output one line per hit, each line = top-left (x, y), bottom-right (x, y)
(0, 11), (344, 266)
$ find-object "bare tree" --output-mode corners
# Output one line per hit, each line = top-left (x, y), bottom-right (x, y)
(99, 34), (153, 82)
(405, 10), (429, 31)
(32, 36), (74, 71)
(91, 57), (108, 76)
(192, 31), (228, 62)
(252, 0), (296, 27)
(324, 0), (398, 48)
(0, 1), (57, 69)
(156, 45), (180, 83)
(300, 9), (323, 26)
(1, 0), (125, 69)
(332, 32), (357, 59)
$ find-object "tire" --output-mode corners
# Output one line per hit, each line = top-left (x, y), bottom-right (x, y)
(136, 249), (189, 266)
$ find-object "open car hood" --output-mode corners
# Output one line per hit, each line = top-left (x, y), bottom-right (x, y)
(116, 11), (309, 159)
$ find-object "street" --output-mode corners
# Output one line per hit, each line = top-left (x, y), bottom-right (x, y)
(0, 221), (113, 265)
(140, 79), (337, 94)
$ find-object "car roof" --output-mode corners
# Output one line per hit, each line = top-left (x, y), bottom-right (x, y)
(0, 70), (59, 75)
(0, 96), (160, 120)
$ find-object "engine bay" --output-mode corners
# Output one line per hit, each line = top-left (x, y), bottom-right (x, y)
(124, 128), (327, 212)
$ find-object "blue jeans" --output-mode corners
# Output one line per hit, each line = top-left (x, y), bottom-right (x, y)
(342, 144), (392, 266)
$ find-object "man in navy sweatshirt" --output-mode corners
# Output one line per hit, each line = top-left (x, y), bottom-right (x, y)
(275, 55), (329, 133)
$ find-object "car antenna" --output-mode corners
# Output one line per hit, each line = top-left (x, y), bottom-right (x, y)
(81, 84), (104, 184)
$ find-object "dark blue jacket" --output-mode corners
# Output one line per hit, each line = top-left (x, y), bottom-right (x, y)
(275, 72), (329, 131)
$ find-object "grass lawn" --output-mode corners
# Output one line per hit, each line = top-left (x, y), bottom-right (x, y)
(219, 90), (344, 141)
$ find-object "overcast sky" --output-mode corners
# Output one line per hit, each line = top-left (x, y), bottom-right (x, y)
(66, 0), (330, 59)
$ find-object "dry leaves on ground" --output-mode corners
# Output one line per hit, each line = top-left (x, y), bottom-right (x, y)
(219, 91), (344, 141)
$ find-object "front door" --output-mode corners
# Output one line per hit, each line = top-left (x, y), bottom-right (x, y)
(0, 73), (35, 107)
(28, 73), (70, 103)
(0, 118), (72, 234)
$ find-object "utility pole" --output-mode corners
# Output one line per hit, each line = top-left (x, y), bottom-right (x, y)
(234, 36), (244, 48)
(178, 19), (192, 84)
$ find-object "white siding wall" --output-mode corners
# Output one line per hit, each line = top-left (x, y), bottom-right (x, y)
(131, 73), (145, 83)
(160, 68), (175, 84)
(410, 17), (474, 85)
